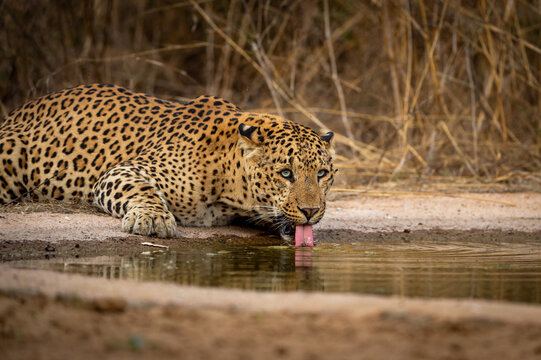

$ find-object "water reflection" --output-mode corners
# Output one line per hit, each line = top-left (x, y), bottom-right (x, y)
(295, 248), (313, 267)
(13, 241), (541, 303)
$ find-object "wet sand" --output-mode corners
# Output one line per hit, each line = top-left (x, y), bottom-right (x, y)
(1, 193), (541, 359)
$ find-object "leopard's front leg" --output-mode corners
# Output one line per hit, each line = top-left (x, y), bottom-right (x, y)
(92, 161), (177, 237)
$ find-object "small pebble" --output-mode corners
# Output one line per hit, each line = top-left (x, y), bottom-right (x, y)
(403, 229), (411, 233)
(44, 244), (55, 252)
(128, 334), (146, 351)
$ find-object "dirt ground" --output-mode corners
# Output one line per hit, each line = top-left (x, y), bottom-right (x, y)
(2, 290), (541, 360)
(1, 193), (541, 360)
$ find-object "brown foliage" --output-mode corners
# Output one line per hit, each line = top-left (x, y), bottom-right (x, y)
(1, 0), (540, 186)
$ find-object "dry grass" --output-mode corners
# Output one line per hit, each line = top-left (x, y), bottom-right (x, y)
(1, 0), (540, 189)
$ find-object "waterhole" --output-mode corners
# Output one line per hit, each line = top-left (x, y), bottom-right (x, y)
(11, 232), (541, 304)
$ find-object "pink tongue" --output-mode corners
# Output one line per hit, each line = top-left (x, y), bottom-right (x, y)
(295, 225), (314, 247)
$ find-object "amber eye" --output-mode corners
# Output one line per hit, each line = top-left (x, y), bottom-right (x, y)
(280, 169), (293, 180)
(317, 170), (328, 179)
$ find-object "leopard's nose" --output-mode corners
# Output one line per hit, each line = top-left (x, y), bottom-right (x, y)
(299, 207), (319, 221)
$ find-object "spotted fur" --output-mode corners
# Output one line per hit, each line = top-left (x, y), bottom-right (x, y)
(0, 84), (335, 239)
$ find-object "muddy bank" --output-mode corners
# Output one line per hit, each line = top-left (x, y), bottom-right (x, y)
(2, 228), (540, 262)
(2, 291), (541, 360)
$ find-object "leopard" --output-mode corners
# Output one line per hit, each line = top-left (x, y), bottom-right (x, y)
(0, 84), (335, 240)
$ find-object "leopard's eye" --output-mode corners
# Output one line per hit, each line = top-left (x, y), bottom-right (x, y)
(317, 169), (329, 179)
(280, 169), (293, 180)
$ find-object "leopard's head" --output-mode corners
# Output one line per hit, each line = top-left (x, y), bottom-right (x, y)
(237, 118), (335, 240)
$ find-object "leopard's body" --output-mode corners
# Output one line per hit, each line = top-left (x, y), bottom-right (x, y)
(0, 84), (335, 239)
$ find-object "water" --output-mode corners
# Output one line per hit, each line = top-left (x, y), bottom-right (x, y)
(13, 238), (541, 304)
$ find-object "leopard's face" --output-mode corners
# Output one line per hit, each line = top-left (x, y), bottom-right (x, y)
(238, 121), (335, 239)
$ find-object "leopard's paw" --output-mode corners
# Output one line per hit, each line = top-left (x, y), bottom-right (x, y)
(121, 206), (177, 238)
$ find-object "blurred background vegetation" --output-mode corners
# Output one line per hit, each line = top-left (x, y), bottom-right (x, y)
(1, 0), (540, 190)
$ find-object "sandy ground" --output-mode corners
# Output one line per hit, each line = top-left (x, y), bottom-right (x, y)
(324, 192), (541, 232)
(1, 193), (541, 359)
(1, 192), (540, 242)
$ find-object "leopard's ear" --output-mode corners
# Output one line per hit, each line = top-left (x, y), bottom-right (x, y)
(238, 124), (264, 160)
(320, 131), (334, 147)
(238, 124), (263, 144)
(320, 131), (335, 160)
